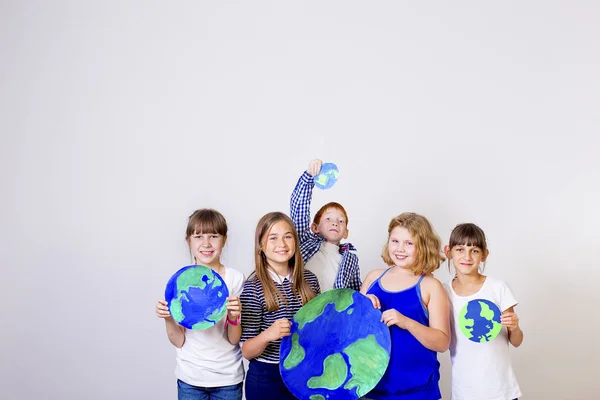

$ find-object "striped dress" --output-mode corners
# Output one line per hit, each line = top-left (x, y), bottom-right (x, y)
(240, 269), (321, 362)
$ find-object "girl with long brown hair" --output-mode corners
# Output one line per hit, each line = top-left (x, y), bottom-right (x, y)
(239, 211), (320, 400)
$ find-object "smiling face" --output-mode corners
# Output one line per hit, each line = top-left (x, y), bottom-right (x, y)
(387, 226), (417, 269)
(263, 220), (296, 270)
(187, 232), (225, 268)
(311, 207), (349, 244)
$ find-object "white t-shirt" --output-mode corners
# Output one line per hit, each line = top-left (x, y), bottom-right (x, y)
(444, 276), (522, 400)
(304, 241), (342, 291)
(174, 266), (245, 387)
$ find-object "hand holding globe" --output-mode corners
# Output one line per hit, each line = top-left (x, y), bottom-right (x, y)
(226, 296), (242, 322)
(307, 159), (340, 190)
(164, 264), (230, 330)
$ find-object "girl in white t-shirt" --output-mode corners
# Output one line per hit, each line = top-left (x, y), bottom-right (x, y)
(443, 223), (523, 400)
(156, 209), (245, 400)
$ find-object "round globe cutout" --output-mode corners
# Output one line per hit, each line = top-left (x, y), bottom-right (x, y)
(165, 265), (229, 330)
(280, 289), (391, 399)
(314, 163), (339, 190)
(458, 299), (503, 343)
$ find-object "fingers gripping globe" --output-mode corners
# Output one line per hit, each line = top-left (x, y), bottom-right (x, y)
(459, 299), (502, 343)
(314, 163), (339, 190)
(164, 265), (229, 330)
(280, 289), (391, 400)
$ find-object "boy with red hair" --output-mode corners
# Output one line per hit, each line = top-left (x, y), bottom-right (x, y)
(290, 159), (361, 291)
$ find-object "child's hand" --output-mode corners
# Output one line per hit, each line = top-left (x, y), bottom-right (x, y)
(501, 311), (520, 331)
(382, 308), (409, 329)
(265, 318), (292, 341)
(365, 293), (381, 309)
(156, 300), (172, 320)
(307, 159), (323, 177)
(226, 296), (242, 320)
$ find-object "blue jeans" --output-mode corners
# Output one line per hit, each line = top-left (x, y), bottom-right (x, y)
(177, 380), (242, 400)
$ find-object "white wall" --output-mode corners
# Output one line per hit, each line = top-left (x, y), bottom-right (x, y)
(1, 1), (599, 399)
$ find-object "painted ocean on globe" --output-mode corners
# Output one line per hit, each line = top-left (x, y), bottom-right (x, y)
(280, 288), (391, 400)
(314, 162), (339, 190)
(164, 265), (229, 330)
(459, 298), (502, 342)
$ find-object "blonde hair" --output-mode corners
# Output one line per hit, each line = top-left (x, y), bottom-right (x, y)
(251, 212), (316, 312)
(381, 212), (445, 275)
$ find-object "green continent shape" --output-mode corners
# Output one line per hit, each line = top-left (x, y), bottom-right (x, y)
(295, 289), (355, 330)
(343, 334), (389, 397)
(329, 170), (339, 179)
(307, 353), (348, 390)
(191, 321), (214, 330)
(316, 174), (328, 186)
(458, 303), (474, 339)
(211, 271), (222, 288)
(283, 333), (305, 370)
(478, 301), (502, 342)
(479, 301), (494, 320)
(170, 299), (184, 322)
(177, 267), (212, 293)
(310, 396), (325, 400)
(206, 301), (227, 323)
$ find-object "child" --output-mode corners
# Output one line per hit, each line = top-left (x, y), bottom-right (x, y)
(443, 223), (523, 400)
(155, 209), (245, 400)
(362, 212), (450, 400)
(239, 212), (321, 400)
(290, 159), (361, 291)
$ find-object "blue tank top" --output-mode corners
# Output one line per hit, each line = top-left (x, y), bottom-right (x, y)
(366, 269), (441, 400)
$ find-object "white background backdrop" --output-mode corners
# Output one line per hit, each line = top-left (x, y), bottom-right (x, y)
(2, 1), (599, 399)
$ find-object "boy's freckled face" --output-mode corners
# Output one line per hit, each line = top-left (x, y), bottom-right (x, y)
(312, 208), (349, 244)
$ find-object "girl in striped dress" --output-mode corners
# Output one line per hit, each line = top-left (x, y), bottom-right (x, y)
(240, 212), (321, 400)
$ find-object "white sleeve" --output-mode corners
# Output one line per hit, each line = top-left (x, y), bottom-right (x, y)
(230, 269), (245, 297)
(499, 280), (518, 311)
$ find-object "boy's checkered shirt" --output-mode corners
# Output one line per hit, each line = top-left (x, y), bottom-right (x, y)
(290, 171), (362, 291)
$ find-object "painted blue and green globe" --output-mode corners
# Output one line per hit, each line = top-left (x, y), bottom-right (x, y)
(314, 162), (339, 190)
(165, 265), (228, 330)
(280, 289), (391, 400)
(459, 299), (502, 343)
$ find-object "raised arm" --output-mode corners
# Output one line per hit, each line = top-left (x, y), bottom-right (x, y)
(290, 160), (321, 237)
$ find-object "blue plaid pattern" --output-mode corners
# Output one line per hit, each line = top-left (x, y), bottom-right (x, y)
(290, 171), (362, 291)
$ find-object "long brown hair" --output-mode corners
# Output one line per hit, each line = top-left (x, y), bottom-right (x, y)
(381, 212), (445, 275)
(252, 212), (316, 312)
